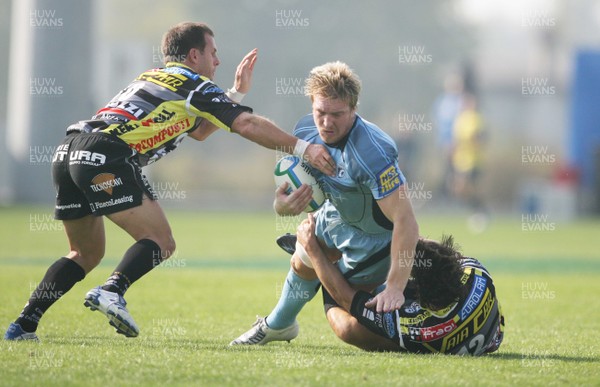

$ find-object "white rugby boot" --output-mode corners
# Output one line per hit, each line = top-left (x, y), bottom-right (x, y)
(229, 316), (298, 346)
(84, 286), (139, 337)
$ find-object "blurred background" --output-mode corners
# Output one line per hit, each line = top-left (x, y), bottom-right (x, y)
(1, 0), (599, 228)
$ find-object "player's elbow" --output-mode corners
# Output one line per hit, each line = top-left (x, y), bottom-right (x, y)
(406, 215), (419, 240)
(230, 112), (256, 137)
(395, 211), (419, 242)
(188, 129), (209, 141)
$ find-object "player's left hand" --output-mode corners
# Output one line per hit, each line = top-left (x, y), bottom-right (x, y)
(364, 286), (405, 313)
(233, 48), (258, 94)
(304, 144), (336, 176)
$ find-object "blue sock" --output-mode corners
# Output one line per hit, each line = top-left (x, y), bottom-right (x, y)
(266, 269), (320, 330)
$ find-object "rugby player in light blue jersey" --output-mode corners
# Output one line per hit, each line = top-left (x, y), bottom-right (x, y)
(231, 62), (419, 345)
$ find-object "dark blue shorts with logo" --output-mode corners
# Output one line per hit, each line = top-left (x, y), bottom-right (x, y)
(51, 132), (156, 220)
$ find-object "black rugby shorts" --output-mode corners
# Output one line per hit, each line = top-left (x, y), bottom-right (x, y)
(51, 132), (156, 220)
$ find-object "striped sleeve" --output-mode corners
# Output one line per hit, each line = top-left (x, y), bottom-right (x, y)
(187, 78), (252, 131)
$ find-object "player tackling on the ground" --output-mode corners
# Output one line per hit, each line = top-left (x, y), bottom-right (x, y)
(231, 61), (419, 345)
(4, 22), (335, 341)
(296, 214), (504, 355)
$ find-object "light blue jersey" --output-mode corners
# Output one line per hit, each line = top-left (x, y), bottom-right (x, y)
(295, 114), (405, 235)
(294, 114), (406, 284)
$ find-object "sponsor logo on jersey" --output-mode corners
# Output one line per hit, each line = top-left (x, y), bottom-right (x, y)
(420, 318), (458, 342)
(107, 122), (140, 136)
(474, 291), (496, 333)
(104, 101), (145, 119)
(441, 289), (494, 352)
(441, 323), (470, 352)
(90, 173), (123, 195)
(377, 163), (401, 196)
(383, 312), (396, 338)
(140, 108), (176, 127)
(403, 301), (422, 315)
(129, 117), (192, 153)
(461, 275), (487, 320)
(138, 71), (186, 92)
(163, 65), (200, 81)
(201, 84), (224, 95)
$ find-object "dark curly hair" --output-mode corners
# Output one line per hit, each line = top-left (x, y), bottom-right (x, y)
(411, 235), (469, 310)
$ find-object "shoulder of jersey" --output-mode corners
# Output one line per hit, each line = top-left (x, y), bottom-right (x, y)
(294, 114), (320, 141)
(294, 114), (317, 131)
(352, 115), (397, 148)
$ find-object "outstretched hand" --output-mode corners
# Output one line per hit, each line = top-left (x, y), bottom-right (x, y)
(233, 48), (258, 94)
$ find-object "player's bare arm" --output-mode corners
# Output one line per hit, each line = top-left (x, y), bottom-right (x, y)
(297, 215), (403, 352)
(188, 119), (220, 141)
(365, 184), (419, 313)
(230, 112), (336, 176)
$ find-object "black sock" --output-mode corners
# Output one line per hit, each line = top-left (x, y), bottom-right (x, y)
(15, 257), (85, 333)
(102, 239), (162, 296)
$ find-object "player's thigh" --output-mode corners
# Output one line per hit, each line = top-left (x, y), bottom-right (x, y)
(62, 215), (106, 273)
(106, 196), (175, 255)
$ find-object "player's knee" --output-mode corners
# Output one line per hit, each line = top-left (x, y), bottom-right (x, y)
(327, 310), (361, 346)
(330, 320), (354, 344)
(87, 245), (105, 265)
(69, 247), (104, 272)
(336, 322), (365, 347)
(291, 254), (317, 280)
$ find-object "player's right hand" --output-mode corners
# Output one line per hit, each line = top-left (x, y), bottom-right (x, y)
(304, 144), (336, 176)
(233, 48), (258, 94)
(273, 182), (313, 216)
(364, 285), (405, 313)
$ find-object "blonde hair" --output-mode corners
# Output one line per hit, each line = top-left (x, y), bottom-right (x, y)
(305, 61), (361, 109)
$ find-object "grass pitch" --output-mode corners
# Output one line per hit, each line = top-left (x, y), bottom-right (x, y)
(0, 206), (599, 386)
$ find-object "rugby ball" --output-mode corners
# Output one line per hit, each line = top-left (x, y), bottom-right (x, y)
(274, 155), (326, 212)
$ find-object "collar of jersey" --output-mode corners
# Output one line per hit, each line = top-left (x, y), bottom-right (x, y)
(165, 62), (198, 73)
(165, 62), (200, 75)
(163, 62), (203, 81)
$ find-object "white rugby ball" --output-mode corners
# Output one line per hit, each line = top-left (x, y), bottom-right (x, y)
(274, 155), (326, 212)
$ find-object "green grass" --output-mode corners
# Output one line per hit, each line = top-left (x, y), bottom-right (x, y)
(0, 206), (599, 386)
